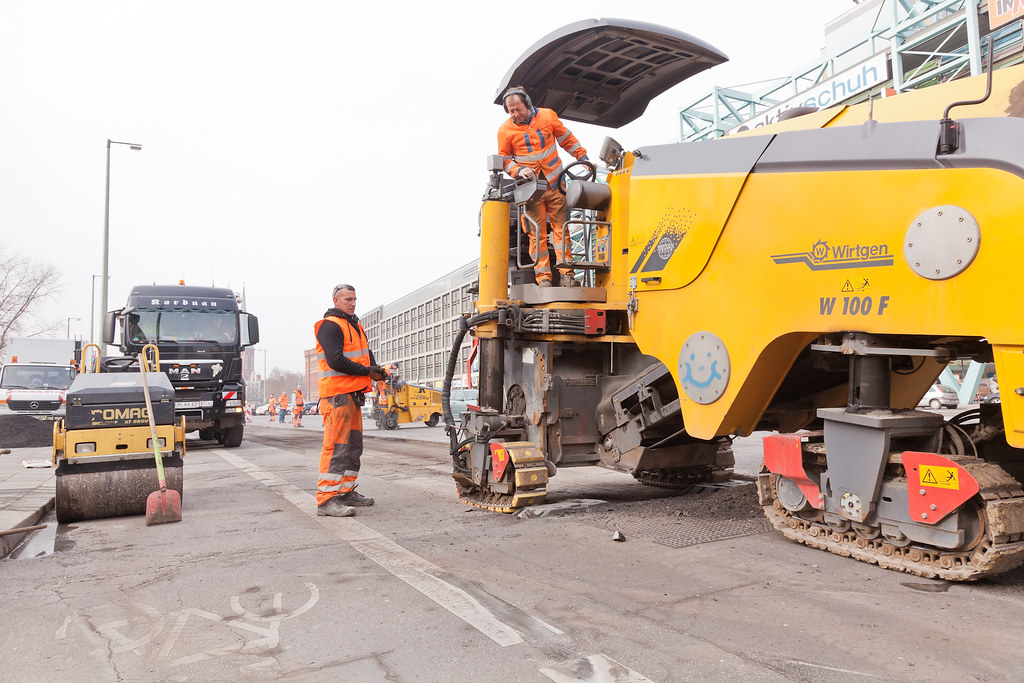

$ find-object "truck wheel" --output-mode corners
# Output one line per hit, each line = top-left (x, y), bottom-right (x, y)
(426, 414), (439, 427)
(384, 414), (399, 430)
(222, 424), (244, 448)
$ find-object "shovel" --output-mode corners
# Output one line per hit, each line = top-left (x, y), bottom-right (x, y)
(138, 352), (182, 525)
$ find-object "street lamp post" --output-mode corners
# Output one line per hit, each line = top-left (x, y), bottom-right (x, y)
(67, 317), (81, 338)
(90, 274), (106, 345)
(100, 139), (142, 352)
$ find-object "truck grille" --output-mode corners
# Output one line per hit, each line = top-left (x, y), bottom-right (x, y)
(8, 400), (62, 411)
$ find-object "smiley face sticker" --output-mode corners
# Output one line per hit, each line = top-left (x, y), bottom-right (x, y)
(678, 331), (730, 404)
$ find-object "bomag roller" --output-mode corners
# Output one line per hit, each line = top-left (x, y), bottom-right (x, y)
(445, 19), (1024, 580)
(52, 345), (185, 523)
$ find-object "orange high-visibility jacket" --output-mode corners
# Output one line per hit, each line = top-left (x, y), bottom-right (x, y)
(279, 393), (288, 410)
(314, 316), (372, 397)
(497, 107), (587, 181)
(295, 389), (303, 407)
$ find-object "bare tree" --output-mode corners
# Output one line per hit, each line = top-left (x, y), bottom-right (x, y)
(0, 249), (62, 358)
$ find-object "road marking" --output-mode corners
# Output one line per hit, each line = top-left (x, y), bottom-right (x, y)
(786, 660), (878, 677)
(219, 449), (561, 647)
(540, 654), (654, 682)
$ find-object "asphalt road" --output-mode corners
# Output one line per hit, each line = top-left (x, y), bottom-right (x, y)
(3, 419), (1023, 681)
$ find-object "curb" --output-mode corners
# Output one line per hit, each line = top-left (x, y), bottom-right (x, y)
(1, 490), (55, 559)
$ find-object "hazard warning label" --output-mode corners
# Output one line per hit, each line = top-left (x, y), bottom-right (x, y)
(920, 465), (959, 490)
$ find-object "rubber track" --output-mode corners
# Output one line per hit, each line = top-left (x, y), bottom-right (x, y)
(762, 457), (1024, 581)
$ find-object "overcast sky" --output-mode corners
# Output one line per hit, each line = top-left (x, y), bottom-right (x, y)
(1, 1), (856, 373)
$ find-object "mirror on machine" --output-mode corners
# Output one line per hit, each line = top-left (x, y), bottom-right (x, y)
(599, 136), (624, 171)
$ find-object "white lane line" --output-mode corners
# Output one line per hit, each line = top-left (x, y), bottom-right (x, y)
(785, 660), (879, 677)
(540, 654), (654, 682)
(219, 449), (552, 647)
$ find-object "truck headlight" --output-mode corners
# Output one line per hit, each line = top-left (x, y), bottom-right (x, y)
(225, 399), (242, 407)
(234, 407), (244, 413)
(74, 442), (96, 454)
(147, 437), (167, 448)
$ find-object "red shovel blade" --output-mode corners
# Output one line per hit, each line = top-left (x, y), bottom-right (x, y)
(145, 487), (182, 525)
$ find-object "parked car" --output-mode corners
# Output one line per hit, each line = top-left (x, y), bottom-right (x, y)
(982, 392), (1001, 404)
(449, 388), (479, 419)
(254, 403), (270, 415)
(918, 383), (958, 409)
(303, 401), (319, 415)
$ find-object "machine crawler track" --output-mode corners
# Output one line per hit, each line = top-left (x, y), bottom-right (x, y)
(761, 458), (1024, 581)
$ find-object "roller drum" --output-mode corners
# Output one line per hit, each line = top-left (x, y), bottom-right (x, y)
(55, 456), (184, 523)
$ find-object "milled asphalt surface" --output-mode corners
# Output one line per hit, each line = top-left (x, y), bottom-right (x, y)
(0, 406), (967, 558)
(0, 413), (448, 558)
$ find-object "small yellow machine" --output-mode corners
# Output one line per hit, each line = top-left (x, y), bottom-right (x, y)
(52, 345), (186, 522)
(373, 372), (444, 430)
(446, 19), (1024, 579)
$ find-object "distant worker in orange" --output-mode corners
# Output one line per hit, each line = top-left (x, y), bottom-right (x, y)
(313, 284), (387, 517)
(268, 392), (277, 422)
(293, 385), (304, 427)
(278, 391), (288, 423)
(497, 85), (589, 288)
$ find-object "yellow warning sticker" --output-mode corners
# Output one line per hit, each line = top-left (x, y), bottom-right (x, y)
(920, 465), (959, 489)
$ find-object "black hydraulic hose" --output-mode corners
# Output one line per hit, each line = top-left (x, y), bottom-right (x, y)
(442, 310), (499, 455)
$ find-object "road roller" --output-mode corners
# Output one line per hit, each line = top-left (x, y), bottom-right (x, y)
(52, 345), (185, 523)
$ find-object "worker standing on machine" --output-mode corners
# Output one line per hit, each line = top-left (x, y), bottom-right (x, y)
(497, 85), (589, 288)
(293, 385), (304, 427)
(313, 283), (387, 517)
(278, 391), (288, 423)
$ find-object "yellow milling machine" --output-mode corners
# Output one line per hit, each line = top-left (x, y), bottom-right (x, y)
(443, 19), (1024, 580)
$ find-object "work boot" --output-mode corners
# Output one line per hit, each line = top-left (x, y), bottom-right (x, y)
(537, 280), (552, 288)
(559, 272), (578, 287)
(316, 497), (356, 517)
(337, 487), (375, 506)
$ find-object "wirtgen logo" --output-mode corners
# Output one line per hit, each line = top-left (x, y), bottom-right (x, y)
(771, 239), (893, 270)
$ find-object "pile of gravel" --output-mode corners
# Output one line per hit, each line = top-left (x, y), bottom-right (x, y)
(0, 415), (55, 449)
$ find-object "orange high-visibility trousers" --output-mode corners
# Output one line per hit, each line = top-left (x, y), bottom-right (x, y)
(522, 185), (572, 284)
(293, 405), (303, 426)
(316, 394), (363, 505)
(268, 402), (276, 421)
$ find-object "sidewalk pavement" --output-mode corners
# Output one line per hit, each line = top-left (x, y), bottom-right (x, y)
(0, 417), (451, 557)
(0, 445), (54, 558)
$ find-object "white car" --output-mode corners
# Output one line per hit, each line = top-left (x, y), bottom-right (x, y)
(918, 383), (958, 409)
(253, 403), (271, 415)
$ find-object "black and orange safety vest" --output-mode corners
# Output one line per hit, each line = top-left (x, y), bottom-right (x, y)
(314, 316), (372, 397)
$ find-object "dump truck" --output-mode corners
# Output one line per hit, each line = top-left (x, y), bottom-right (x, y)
(103, 284), (259, 446)
(373, 370), (444, 430)
(52, 345), (185, 522)
(446, 18), (1024, 580)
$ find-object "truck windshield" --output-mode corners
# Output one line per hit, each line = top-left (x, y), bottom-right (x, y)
(0, 365), (75, 390)
(128, 310), (238, 344)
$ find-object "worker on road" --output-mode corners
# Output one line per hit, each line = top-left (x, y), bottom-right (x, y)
(314, 284), (387, 517)
(293, 385), (304, 427)
(268, 393), (277, 422)
(278, 391), (288, 423)
(497, 85), (589, 288)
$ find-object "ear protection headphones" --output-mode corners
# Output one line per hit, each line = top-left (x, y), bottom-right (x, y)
(502, 88), (533, 113)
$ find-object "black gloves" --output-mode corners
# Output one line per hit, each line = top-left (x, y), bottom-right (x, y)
(368, 366), (387, 381)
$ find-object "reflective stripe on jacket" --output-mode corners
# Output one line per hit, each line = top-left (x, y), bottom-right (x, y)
(295, 389), (303, 407)
(497, 107), (586, 180)
(314, 315), (372, 396)
(279, 394), (288, 410)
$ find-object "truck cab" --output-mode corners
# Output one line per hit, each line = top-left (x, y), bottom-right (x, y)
(104, 284), (259, 446)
